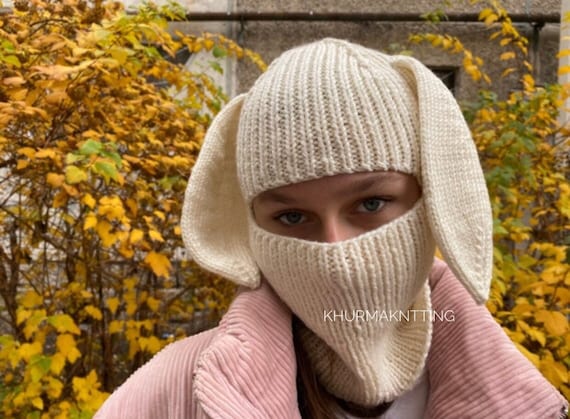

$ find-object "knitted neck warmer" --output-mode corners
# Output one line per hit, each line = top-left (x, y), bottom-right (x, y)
(249, 199), (436, 406)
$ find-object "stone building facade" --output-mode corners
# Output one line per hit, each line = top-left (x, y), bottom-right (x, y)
(160, 0), (562, 101)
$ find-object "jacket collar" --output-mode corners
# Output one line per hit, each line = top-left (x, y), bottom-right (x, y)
(194, 260), (567, 419)
(193, 280), (300, 418)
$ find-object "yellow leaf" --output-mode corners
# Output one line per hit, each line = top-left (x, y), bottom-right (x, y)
(139, 336), (162, 354)
(17, 147), (36, 159)
(16, 159), (29, 170)
(558, 65), (570, 76)
(82, 193), (96, 209)
(542, 265), (566, 285)
(501, 68), (515, 77)
(84, 213), (97, 231)
(129, 229), (144, 244)
(526, 327), (546, 347)
(124, 278), (137, 289)
(536, 310), (569, 336)
(50, 353), (66, 375)
(19, 342), (43, 362)
(84, 305), (103, 320)
(99, 196), (125, 221)
(484, 13), (499, 25)
(153, 210), (166, 221)
(144, 251), (172, 278)
(500, 51), (515, 61)
(478, 8), (494, 20)
(20, 290), (43, 308)
(119, 241), (135, 259)
(96, 220), (117, 247)
(56, 334), (76, 357)
(47, 173), (65, 187)
(149, 230), (164, 242)
(540, 359), (568, 388)
(73, 370), (101, 402)
(45, 376), (64, 399)
(53, 190), (68, 208)
(126, 198), (138, 216)
(48, 314), (81, 335)
(146, 296), (160, 313)
(65, 165), (88, 184)
(106, 297), (120, 315)
(36, 148), (57, 159)
(31, 397), (44, 410)
(45, 91), (69, 105)
(109, 320), (123, 334)
(16, 309), (31, 325)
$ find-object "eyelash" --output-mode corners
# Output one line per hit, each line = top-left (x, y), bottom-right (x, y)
(357, 197), (388, 213)
(274, 197), (391, 226)
(275, 211), (305, 226)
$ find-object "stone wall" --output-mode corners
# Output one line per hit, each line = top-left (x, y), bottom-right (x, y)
(233, 0), (561, 100)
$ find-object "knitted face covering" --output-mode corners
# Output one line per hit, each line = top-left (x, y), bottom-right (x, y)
(249, 199), (436, 405)
(180, 37), (493, 409)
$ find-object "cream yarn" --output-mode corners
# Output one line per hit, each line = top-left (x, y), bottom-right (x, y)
(237, 39), (421, 202)
(180, 38), (493, 306)
(249, 199), (436, 405)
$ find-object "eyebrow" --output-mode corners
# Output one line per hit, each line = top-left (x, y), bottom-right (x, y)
(255, 190), (298, 205)
(256, 172), (401, 205)
(337, 173), (405, 200)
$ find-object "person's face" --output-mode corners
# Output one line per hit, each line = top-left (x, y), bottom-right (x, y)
(252, 171), (421, 243)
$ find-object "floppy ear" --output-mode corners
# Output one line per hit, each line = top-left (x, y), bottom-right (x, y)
(391, 57), (493, 304)
(181, 94), (260, 288)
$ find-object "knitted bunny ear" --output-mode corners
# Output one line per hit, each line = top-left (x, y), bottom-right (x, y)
(181, 94), (260, 288)
(391, 56), (493, 304)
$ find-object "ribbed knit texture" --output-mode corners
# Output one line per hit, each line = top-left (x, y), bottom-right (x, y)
(249, 199), (436, 406)
(181, 38), (493, 305)
(95, 260), (568, 419)
(236, 38), (419, 204)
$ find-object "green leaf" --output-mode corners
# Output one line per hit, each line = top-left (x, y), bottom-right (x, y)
(209, 61), (223, 74)
(93, 161), (119, 183)
(79, 139), (104, 156)
(100, 150), (122, 168)
(30, 355), (51, 382)
(212, 46), (227, 58)
(2, 55), (21, 67)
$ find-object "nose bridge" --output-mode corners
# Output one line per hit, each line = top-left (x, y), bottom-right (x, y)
(321, 213), (349, 243)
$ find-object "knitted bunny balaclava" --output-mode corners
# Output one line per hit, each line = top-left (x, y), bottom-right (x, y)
(180, 38), (493, 409)
(237, 39), (435, 406)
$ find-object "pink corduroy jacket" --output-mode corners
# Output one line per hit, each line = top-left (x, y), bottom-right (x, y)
(95, 259), (568, 419)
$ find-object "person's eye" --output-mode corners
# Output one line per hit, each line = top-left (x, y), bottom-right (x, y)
(357, 198), (387, 213)
(276, 211), (306, 226)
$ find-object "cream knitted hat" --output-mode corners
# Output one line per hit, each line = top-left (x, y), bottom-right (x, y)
(181, 38), (493, 304)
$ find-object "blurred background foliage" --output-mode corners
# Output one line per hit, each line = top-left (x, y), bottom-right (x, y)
(412, 0), (569, 402)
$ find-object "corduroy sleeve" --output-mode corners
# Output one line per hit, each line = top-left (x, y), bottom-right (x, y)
(94, 328), (216, 419)
(426, 259), (568, 419)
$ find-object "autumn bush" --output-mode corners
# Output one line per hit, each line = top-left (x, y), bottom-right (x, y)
(412, 0), (569, 401)
(0, 0), (263, 417)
